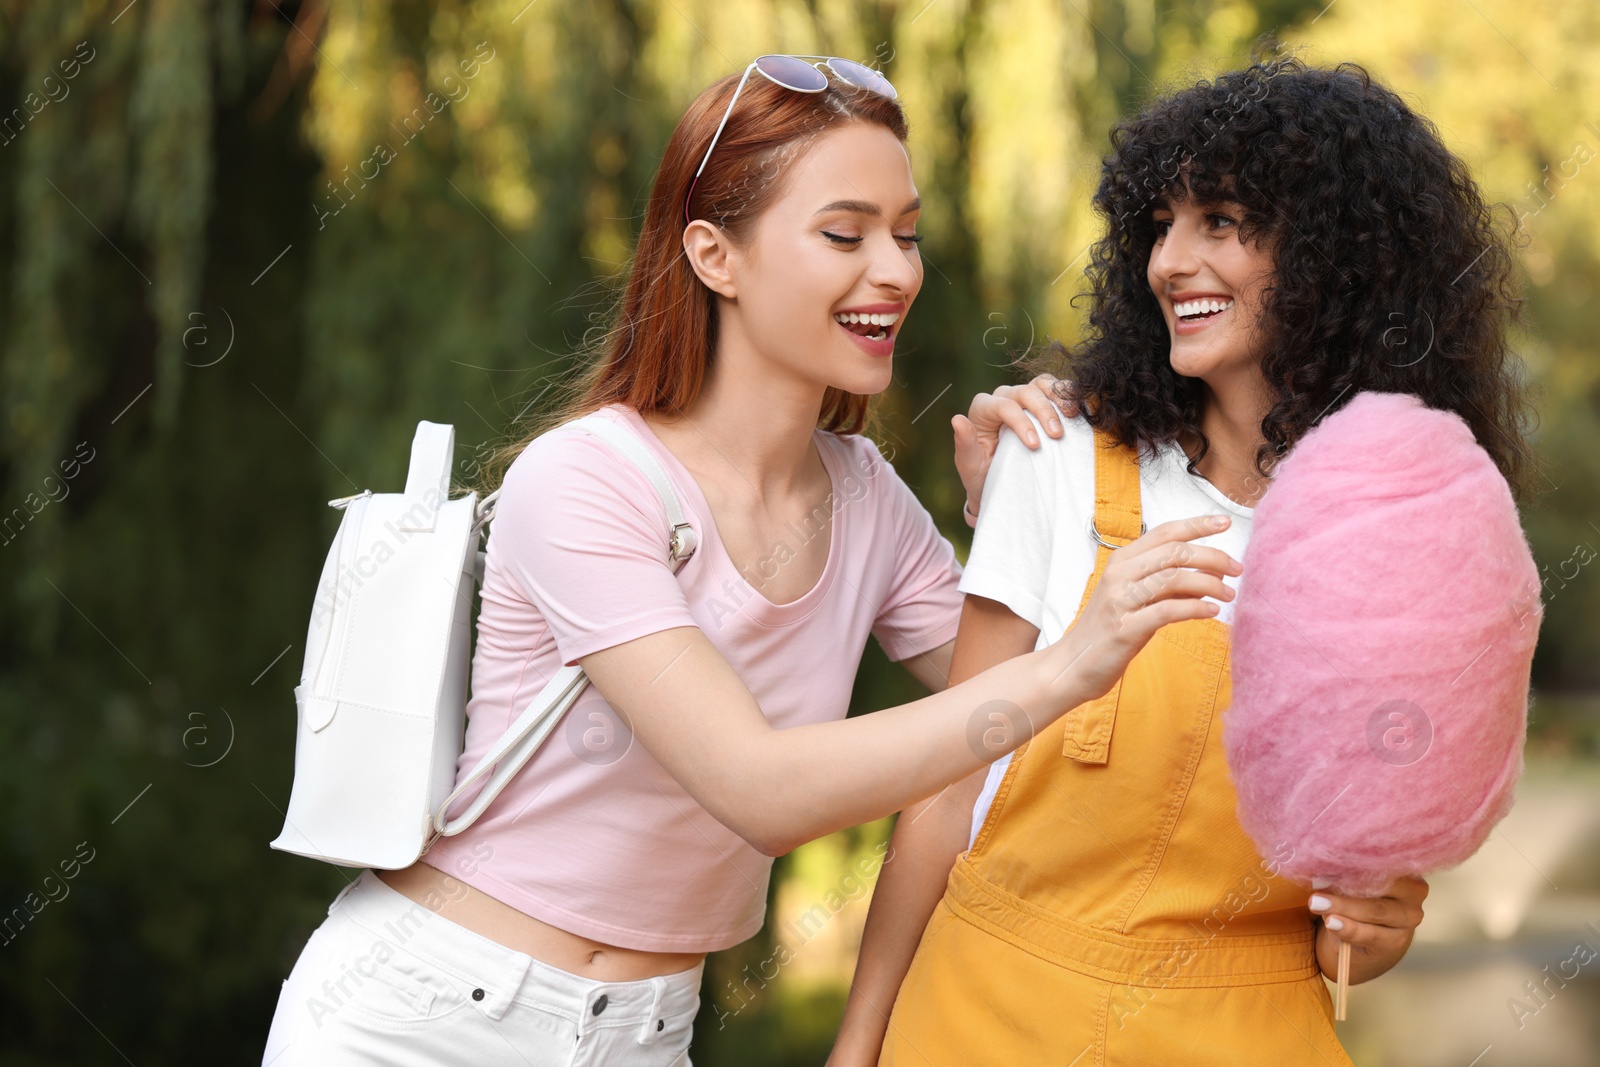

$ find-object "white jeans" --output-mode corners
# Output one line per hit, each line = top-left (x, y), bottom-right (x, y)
(263, 869), (702, 1066)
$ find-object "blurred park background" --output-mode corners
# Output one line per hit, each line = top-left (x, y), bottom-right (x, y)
(1, 0), (1597, 1063)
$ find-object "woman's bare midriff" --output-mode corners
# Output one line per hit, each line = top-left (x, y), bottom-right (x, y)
(375, 863), (705, 982)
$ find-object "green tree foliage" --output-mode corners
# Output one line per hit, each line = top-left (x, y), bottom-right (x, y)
(0, 1), (1592, 1063)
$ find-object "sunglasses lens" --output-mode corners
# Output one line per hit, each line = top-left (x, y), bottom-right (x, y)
(826, 59), (896, 99)
(754, 55), (829, 92)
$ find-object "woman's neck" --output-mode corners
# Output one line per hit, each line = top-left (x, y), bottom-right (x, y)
(1185, 374), (1275, 508)
(643, 335), (828, 499)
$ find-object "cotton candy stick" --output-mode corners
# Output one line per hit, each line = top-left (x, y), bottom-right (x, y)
(1336, 940), (1350, 1020)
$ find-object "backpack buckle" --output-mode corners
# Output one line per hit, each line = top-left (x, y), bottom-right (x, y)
(473, 489), (501, 532)
(669, 522), (697, 562)
(418, 823), (444, 858)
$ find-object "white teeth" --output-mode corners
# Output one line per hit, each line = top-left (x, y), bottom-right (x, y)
(1174, 298), (1234, 318)
(834, 311), (901, 327)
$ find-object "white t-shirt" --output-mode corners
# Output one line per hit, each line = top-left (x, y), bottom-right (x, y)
(961, 412), (1258, 850)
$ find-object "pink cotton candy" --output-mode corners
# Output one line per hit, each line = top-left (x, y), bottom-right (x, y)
(1225, 391), (1541, 897)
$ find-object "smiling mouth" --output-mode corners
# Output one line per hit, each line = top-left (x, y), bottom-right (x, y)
(1174, 297), (1234, 322)
(833, 311), (900, 343)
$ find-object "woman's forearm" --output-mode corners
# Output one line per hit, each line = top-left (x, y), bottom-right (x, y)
(829, 772), (984, 1063)
(737, 646), (1079, 855)
(582, 623), (1075, 858)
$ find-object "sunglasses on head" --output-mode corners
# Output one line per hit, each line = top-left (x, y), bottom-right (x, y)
(685, 55), (898, 225)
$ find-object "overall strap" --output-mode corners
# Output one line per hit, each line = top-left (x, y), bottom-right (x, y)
(1088, 429), (1145, 549)
(1061, 428), (1144, 764)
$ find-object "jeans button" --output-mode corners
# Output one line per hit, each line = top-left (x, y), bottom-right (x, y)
(656, 1018), (664, 1032)
(472, 988), (485, 1002)
(592, 993), (609, 1016)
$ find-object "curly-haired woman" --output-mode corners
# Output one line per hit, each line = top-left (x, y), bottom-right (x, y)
(831, 56), (1538, 1066)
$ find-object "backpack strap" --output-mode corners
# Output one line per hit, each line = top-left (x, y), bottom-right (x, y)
(427, 415), (697, 844)
(579, 418), (700, 563)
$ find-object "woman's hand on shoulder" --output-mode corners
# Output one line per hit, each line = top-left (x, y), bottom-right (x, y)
(953, 375), (1079, 525)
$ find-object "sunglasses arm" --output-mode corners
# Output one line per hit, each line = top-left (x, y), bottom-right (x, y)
(685, 62), (759, 223)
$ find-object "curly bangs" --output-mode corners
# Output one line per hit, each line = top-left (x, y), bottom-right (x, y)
(1034, 54), (1539, 502)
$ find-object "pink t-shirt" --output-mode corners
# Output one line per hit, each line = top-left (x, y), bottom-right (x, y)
(423, 403), (962, 952)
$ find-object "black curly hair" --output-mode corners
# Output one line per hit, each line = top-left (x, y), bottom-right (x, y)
(1030, 53), (1541, 503)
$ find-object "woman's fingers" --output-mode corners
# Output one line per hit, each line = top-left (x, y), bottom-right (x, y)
(1014, 376), (1066, 436)
(1124, 541), (1242, 583)
(951, 414), (993, 522)
(1320, 914), (1398, 950)
(1310, 877), (1428, 952)
(1311, 884), (1427, 933)
(965, 376), (1081, 451)
(951, 413), (979, 459)
(1112, 589), (1226, 639)
(1060, 516), (1242, 697)
(1120, 515), (1243, 566)
(991, 389), (1043, 447)
(996, 375), (1079, 439)
(1112, 568), (1234, 615)
(1312, 893), (1413, 930)
(1103, 521), (1242, 604)
(964, 388), (1038, 447)
(1385, 875), (1431, 907)
(1091, 517), (1243, 636)
(1029, 374), (1081, 422)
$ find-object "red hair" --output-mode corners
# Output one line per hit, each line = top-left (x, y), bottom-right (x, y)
(481, 69), (910, 493)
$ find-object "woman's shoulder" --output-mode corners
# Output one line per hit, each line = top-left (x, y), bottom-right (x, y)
(1044, 411), (1171, 479)
(972, 411), (1103, 535)
(817, 430), (913, 527)
(500, 406), (658, 512)
(508, 404), (634, 469)
(999, 408), (1097, 478)
(820, 427), (892, 480)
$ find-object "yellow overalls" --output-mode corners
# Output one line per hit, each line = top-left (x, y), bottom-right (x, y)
(881, 428), (1352, 1067)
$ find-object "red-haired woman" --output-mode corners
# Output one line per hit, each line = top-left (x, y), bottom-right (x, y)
(262, 56), (1239, 1066)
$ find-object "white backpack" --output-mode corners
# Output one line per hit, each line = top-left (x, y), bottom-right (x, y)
(270, 414), (697, 869)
